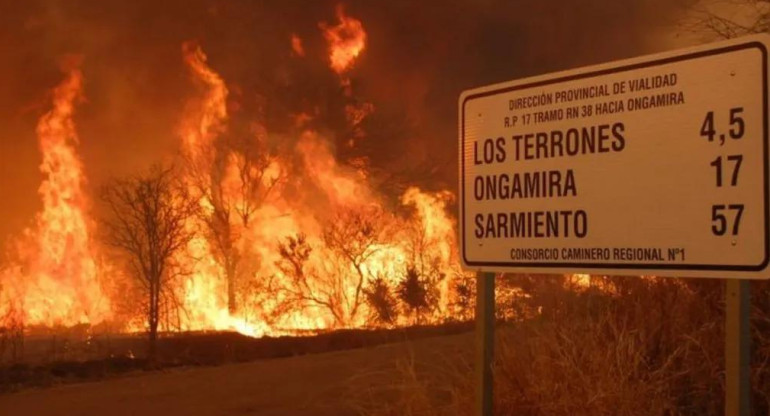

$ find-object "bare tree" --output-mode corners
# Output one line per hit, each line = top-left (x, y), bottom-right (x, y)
(187, 126), (279, 314)
(101, 165), (198, 358)
(321, 207), (390, 321)
(273, 207), (391, 328)
(686, 0), (770, 38)
(274, 234), (345, 324)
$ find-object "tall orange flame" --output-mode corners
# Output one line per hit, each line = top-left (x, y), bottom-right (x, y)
(180, 41), (228, 159)
(176, 41), (239, 333)
(1, 57), (110, 327)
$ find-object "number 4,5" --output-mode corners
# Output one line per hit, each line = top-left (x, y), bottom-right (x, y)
(701, 108), (745, 144)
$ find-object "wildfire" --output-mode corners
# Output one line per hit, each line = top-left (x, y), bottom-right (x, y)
(180, 41), (228, 160)
(0, 57), (110, 327)
(1, 5), (467, 340)
(320, 4), (368, 74)
(175, 41), (263, 335)
(168, 37), (461, 335)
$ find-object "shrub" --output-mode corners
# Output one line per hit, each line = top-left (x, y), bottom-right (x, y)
(365, 277), (399, 326)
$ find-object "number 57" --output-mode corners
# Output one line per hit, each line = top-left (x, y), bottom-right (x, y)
(712, 204), (744, 236)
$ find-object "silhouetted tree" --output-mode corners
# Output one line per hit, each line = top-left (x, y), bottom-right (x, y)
(101, 165), (198, 359)
(397, 266), (430, 323)
(270, 206), (392, 328)
(450, 275), (475, 321)
(364, 276), (398, 325)
(322, 208), (390, 323)
(274, 233), (344, 325)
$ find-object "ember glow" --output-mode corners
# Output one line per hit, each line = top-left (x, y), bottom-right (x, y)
(0, 5), (466, 338)
(290, 34), (305, 57)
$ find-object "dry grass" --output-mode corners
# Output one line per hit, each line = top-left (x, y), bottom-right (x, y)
(352, 277), (770, 416)
(344, 340), (473, 416)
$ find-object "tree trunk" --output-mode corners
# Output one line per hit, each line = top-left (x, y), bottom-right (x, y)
(148, 279), (159, 361)
(226, 261), (237, 314)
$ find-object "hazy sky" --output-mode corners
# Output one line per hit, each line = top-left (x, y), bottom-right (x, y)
(0, 0), (691, 245)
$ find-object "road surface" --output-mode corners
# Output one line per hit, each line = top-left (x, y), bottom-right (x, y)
(0, 332), (470, 416)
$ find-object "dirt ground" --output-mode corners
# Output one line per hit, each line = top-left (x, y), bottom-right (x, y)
(0, 332), (471, 416)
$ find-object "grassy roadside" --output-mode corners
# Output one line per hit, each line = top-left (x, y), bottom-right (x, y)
(351, 278), (770, 416)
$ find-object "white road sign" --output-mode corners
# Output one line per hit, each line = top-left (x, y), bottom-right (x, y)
(459, 34), (770, 279)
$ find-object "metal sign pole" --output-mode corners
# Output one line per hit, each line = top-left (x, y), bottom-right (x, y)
(725, 279), (751, 416)
(475, 271), (495, 416)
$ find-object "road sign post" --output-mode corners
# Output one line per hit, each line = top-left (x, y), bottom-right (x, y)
(475, 271), (495, 416)
(725, 279), (751, 416)
(459, 34), (770, 416)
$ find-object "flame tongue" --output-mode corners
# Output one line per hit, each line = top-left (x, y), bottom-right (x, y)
(180, 41), (228, 159)
(320, 5), (373, 147)
(321, 4), (367, 75)
(1, 58), (110, 327)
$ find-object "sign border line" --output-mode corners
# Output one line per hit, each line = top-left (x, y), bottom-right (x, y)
(461, 41), (770, 272)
